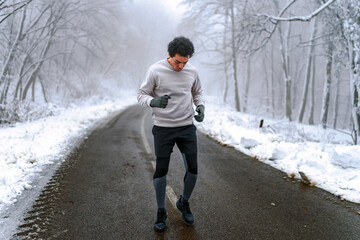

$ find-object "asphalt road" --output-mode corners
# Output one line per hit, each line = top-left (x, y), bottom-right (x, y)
(14, 105), (360, 239)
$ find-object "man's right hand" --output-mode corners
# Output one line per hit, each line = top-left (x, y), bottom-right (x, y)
(150, 95), (171, 108)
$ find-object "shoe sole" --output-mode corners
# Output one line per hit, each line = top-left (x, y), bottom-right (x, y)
(176, 201), (194, 225)
(154, 225), (167, 232)
(154, 214), (167, 232)
(182, 215), (194, 225)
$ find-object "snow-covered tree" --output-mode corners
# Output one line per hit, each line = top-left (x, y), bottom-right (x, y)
(337, 0), (360, 143)
(180, 0), (242, 111)
(315, 0), (360, 143)
(0, 0), (128, 122)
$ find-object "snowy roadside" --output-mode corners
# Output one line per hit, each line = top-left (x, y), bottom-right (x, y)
(0, 93), (138, 238)
(196, 97), (360, 204)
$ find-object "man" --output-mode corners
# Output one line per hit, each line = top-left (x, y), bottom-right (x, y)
(137, 36), (205, 232)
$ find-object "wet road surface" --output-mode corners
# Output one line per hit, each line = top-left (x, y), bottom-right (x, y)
(14, 105), (360, 239)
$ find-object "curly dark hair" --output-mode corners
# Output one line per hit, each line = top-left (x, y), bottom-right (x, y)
(168, 36), (195, 58)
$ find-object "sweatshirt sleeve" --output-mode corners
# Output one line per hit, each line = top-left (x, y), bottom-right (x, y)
(137, 68), (155, 107)
(191, 73), (205, 107)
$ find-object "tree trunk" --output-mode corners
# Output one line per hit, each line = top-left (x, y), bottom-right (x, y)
(13, 54), (29, 100)
(230, 0), (240, 111)
(38, 75), (48, 102)
(223, 8), (229, 103)
(278, 21), (292, 120)
(308, 53), (316, 125)
(298, 18), (318, 123)
(1, 78), (11, 105)
(223, 64), (229, 103)
(332, 68), (340, 128)
(285, 21), (292, 120)
(263, 52), (270, 113)
(31, 77), (35, 101)
(320, 42), (334, 128)
(243, 56), (251, 112)
(348, 39), (360, 144)
(271, 40), (276, 117)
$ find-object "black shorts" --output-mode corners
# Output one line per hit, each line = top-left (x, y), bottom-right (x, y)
(152, 124), (197, 157)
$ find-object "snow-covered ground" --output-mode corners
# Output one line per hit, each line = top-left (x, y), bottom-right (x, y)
(1, 94), (360, 238)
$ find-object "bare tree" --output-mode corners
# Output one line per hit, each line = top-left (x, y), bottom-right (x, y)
(314, 0), (360, 143)
(180, 0), (241, 110)
(0, 3), (27, 104)
(342, 3), (360, 143)
(0, 0), (131, 123)
(298, 18), (318, 123)
(263, 0), (360, 143)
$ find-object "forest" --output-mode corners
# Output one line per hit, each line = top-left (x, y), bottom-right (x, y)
(0, 0), (176, 121)
(178, 0), (360, 144)
(0, 0), (359, 144)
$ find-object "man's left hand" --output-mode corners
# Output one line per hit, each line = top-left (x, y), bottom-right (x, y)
(194, 105), (205, 122)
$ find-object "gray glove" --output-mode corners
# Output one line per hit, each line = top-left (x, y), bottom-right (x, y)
(150, 95), (171, 108)
(194, 105), (205, 122)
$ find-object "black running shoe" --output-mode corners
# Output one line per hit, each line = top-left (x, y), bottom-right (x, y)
(176, 195), (194, 225)
(154, 208), (167, 232)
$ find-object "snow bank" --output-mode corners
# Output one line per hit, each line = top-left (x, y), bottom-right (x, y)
(196, 98), (360, 203)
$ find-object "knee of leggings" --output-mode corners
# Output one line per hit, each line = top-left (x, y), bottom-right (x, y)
(153, 167), (168, 179)
(184, 153), (198, 175)
(153, 156), (170, 179)
(187, 166), (198, 175)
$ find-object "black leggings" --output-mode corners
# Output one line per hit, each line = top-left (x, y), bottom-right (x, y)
(153, 153), (198, 179)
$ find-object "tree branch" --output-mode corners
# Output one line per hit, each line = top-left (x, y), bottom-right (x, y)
(0, 0), (32, 25)
(265, 0), (336, 22)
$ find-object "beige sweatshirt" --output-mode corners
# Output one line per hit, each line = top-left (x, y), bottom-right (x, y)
(137, 58), (205, 127)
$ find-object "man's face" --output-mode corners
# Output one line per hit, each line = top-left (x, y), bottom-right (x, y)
(168, 54), (190, 72)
